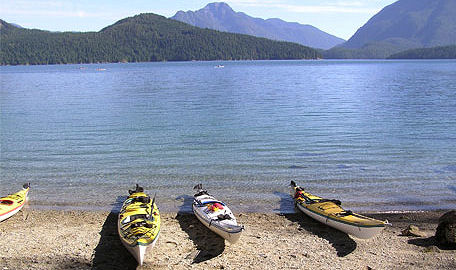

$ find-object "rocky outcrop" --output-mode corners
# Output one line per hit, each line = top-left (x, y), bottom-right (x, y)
(401, 225), (427, 237)
(435, 210), (456, 249)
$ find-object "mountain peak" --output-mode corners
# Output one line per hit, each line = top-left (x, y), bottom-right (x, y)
(343, 0), (456, 49)
(202, 2), (235, 18)
(171, 2), (344, 49)
(203, 2), (233, 12)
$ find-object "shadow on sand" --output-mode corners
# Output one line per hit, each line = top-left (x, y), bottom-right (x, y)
(91, 196), (138, 270)
(408, 236), (437, 248)
(175, 194), (225, 264)
(273, 191), (357, 257)
(409, 236), (456, 251)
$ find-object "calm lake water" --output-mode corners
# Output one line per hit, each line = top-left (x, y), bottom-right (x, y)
(1, 60), (455, 212)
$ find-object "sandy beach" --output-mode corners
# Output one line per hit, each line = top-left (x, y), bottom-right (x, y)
(0, 208), (454, 270)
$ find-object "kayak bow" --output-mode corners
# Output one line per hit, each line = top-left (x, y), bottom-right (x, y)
(0, 183), (30, 222)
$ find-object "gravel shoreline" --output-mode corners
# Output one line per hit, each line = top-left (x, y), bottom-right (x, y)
(0, 209), (454, 270)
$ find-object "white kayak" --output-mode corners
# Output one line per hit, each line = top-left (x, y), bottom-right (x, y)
(192, 184), (244, 244)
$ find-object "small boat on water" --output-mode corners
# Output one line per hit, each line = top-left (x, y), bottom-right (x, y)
(290, 181), (389, 239)
(192, 184), (243, 243)
(214, 65), (224, 68)
(118, 184), (160, 265)
(0, 183), (30, 222)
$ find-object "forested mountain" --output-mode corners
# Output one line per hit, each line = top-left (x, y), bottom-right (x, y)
(171, 2), (344, 50)
(0, 14), (320, 65)
(326, 0), (456, 59)
(388, 45), (456, 59)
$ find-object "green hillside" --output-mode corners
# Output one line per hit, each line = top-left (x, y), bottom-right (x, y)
(388, 45), (456, 59)
(323, 39), (420, 59)
(0, 14), (320, 65)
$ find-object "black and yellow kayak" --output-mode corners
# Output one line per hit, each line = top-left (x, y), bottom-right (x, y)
(118, 184), (160, 265)
(290, 181), (389, 239)
(0, 183), (30, 222)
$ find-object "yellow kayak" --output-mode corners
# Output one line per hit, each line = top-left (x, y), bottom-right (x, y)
(117, 184), (160, 265)
(0, 183), (30, 222)
(290, 181), (389, 239)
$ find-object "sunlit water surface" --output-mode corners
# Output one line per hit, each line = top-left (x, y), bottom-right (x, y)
(1, 60), (455, 212)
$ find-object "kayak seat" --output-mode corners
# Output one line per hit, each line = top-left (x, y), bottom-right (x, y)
(217, 214), (232, 221)
(134, 196), (151, 204)
(0, 200), (14, 205)
(201, 200), (226, 206)
(336, 210), (353, 217)
(129, 214), (148, 222)
(131, 220), (154, 229)
(311, 199), (342, 205)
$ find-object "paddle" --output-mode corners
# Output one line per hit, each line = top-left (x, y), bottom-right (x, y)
(148, 192), (157, 220)
(151, 192), (156, 209)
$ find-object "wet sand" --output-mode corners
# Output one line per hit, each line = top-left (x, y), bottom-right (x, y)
(0, 209), (455, 270)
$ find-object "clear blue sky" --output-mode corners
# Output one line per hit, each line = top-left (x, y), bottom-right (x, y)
(1, 0), (397, 40)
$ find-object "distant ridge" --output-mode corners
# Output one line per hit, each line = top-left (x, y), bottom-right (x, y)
(0, 15), (321, 65)
(344, 0), (456, 49)
(326, 0), (456, 59)
(10, 23), (23, 28)
(388, 45), (456, 59)
(171, 2), (345, 50)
